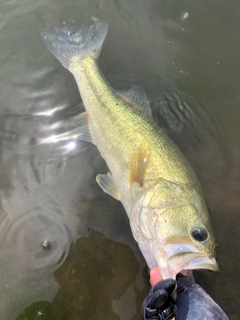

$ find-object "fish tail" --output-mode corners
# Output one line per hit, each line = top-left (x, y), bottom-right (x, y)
(40, 22), (108, 69)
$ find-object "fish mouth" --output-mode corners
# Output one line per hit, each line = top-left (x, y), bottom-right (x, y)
(181, 256), (219, 272)
(166, 254), (219, 279)
(165, 243), (219, 277)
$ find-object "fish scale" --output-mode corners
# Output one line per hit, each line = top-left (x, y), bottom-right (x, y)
(73, 59), (198, 194)
(41, 22), (218, 280)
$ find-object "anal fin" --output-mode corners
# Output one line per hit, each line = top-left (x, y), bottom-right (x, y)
(96, 173), (120, 200)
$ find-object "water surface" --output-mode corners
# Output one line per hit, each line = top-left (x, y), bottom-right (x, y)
(0, 0), (239, 319)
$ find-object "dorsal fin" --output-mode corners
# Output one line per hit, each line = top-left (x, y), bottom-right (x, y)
(121, 86), (152, 117)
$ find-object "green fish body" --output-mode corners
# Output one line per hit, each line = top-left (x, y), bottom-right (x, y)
(41, 22), (218, 279)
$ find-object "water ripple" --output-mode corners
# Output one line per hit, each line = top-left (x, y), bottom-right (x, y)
(0, 184), (76, 274)
(150, 85), (221, 148)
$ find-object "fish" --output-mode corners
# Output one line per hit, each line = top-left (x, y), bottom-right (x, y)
(40, 22), (219, 279)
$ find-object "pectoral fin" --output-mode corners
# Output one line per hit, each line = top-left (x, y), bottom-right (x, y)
(129, 143), (151, 188)
(65, 111), (95, 144)
(96, 173), (120, 200)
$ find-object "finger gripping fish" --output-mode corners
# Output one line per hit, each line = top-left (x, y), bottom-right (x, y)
(40, 22), (219, 279)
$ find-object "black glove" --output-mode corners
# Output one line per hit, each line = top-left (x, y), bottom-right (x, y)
(142, 275), (229, 320)
(142, 279), (177, 320)
(176, 275), (229, 320)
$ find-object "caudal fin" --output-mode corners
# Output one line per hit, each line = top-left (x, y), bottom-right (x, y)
(40, 22), (108, 69)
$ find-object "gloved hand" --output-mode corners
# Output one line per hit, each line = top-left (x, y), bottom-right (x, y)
(142, 275), (229, 320)
(176, 275), (229, 320)
(142, 278), (177, 320)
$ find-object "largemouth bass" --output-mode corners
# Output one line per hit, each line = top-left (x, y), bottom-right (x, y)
(41, 22), (219, 279)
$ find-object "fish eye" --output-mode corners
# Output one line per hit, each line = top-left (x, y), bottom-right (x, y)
(191, 227), (208, 241)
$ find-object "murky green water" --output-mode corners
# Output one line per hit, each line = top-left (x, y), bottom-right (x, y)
(0, 0), (239, 319)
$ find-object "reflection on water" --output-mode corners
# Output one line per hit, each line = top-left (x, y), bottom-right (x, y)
(0, 114), (82, 319)
(0, 0), (239, 319)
